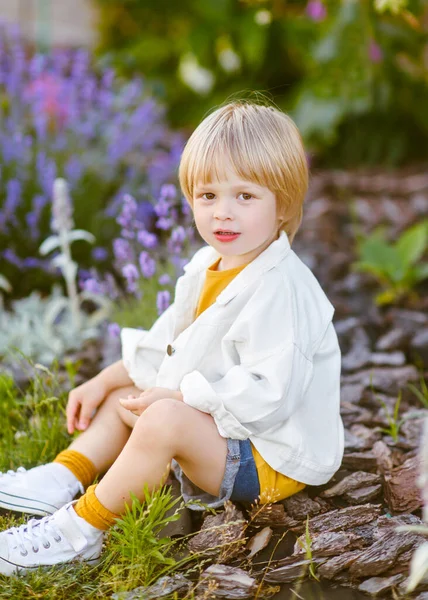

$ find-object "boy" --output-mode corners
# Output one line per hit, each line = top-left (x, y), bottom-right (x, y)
(0, 101), (343, 575)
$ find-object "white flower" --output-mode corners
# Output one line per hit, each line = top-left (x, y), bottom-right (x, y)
(178, 53), (215, 95)
(218, 48), (241, 73)
(255, 10), (272, 25)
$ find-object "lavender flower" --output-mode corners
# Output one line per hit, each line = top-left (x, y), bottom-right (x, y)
(108, 322), (121, 337)
(137, 230), (158, 249)
(92, 247), (108, 261)
(138, 251), (156, 279)
(113, 238), (133, 262)
(122, 263), (139, 293)
(157, 290), (171, 315)
(158, 273), (171, 285)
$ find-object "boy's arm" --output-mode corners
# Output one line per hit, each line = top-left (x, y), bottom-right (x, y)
(180, 340), (311, 439)
(179, 282), (339, 440)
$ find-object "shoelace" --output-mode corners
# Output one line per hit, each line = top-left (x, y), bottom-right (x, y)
(8, 515), (63, 556)
(0, 467), (27, 478)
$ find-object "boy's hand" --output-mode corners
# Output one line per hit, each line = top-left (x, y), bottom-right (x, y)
(119, 387), (183, 416)
(66, 376), (108, 434)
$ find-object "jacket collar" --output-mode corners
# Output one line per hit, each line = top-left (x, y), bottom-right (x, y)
(183, 231), (291, 305)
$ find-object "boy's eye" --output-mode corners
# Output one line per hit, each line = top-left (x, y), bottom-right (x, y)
(202, 193), (215, 200)
(239, 193), (253, 201)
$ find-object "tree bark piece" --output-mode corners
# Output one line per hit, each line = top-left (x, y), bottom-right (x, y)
(341, 451), (378, 471)
(309, 504), (382, 535)
(246, 527), (272, 559)
(349, 531), (421, 578)
(247, 503), (300, 529)
(358, 574), (405, 596)
(111, 574), (191, 600)
(196, 565), (257, 599)
(344, 484), (382, 505)
(294, 530), (368, 557)
(321, 471), (381, 498)
(264, 556), (327, 583)
(383, 455), (423, 513)
(187, 503), (246, 561)
(317, 550), (363, 580)
(282, 491), (330, 520)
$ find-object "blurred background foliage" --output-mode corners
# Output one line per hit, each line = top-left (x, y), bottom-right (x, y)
(93, 0), (428, 167)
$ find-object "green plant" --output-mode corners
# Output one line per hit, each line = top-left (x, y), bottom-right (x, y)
(352, 220), (428, 306)
(94, 0), (428, 167)
(105, 486), (183, 593)
(378, 390), (406, 442)
(296, 516), (319, 581)
(408, 373), (428, 409)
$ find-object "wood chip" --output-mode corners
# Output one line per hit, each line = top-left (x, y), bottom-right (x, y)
(196, 565), (257, 599)
(264, 556), (327, 583)
(358, 574), (404, 596)
(246, 527), (272, 559)
(383, 455), (423, 513)
(349, 531), (421, 578)
(294, 530), (368, 557)
(187, 503), (246, 561)
(317, 550), (363, 580)
(321, 471), (381, 498)
(247, 503), (299, 529)
(309, 504), (382, 535)
(344, 484), (382, 505)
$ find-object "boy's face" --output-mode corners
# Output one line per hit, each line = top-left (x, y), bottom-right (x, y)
(193, 161), (280, 270)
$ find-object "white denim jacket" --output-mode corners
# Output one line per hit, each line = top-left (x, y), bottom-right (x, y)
(121, 231), (344, 485)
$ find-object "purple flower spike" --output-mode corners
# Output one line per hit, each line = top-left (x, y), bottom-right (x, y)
(122, 263), (139, 293)
(306, 0), (327, 21)
(137, 230), (158, 249)
(138, 251), (156, 279)
(157, 290), (171, 315)
(108, 322), (121, 338)
(158, 273), (171, 286)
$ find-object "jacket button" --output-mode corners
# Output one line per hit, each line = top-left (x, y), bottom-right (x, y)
(167, 344), (175, 356)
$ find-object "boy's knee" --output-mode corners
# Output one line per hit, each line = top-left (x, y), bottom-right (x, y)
(134, 398), (184, 440)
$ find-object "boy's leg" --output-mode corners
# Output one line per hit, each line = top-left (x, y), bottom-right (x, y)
(94, 397), (228, 514)
(0, 385), (142, 516)
(0, 398), (229, 575)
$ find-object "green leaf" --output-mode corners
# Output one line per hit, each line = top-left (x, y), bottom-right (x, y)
(409, 262), (428, 283)
(374, 288), (399, 305)
(395, 221), (427, 267)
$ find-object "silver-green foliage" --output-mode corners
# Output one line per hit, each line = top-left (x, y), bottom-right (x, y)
(0, 285), (110, 365)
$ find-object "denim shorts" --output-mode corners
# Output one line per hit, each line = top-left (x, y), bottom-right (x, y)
(170, 438), (260, 511)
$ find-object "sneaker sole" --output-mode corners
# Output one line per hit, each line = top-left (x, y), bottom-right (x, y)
(0, 491), (61, 516)
(0, 555), (101, 577)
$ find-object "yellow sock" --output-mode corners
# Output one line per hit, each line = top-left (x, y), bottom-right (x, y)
(74, 484), (119, 531)
(54, 450), (98, 489)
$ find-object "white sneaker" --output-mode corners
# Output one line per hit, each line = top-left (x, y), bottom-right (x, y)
(0, 502), (104, 576)
(0, 464), (84, 516)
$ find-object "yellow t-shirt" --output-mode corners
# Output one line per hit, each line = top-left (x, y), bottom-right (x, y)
(194, 257), (305, 503)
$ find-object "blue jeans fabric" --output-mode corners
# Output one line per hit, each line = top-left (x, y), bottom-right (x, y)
(170, 438), (260, 511)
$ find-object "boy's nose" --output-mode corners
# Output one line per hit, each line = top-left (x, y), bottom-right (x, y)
(213, 198), (234, 220)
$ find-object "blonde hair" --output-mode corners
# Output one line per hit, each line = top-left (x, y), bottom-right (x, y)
(178, 101), (308, 244)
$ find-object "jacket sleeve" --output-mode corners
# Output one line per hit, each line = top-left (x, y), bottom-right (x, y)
(179, 340), (312, 439)
(179, 276), (314, 439)
(121, 303), (176, 390)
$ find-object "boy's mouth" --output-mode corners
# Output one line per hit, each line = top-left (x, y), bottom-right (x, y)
(214, 230), (240, 236)
(214, 230), (241, 242)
